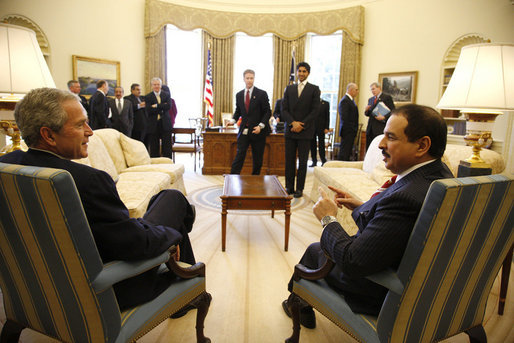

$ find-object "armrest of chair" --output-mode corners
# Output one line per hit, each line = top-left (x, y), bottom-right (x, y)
(293, 258), (335, 282)
(92, 250), (171, 293)
(166, 246), (206, 278)
(151, 157), (174, 164)
(365, 268), (404, 295)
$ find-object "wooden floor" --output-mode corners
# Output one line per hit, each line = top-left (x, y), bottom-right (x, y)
(1, 153), (513, 342)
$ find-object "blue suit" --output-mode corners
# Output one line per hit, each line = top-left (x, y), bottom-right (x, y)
(230, 86), (271, 175)
(0, 148), (196, 310)
(290, 159), (453, 315)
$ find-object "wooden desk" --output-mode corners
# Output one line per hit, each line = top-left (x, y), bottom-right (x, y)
(220, 175), (292, 251)
(202, 128), (285, 175)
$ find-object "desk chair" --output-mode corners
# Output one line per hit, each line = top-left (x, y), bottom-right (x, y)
(286, 174), (513, 343)
(171, 128), (201, 172)
(0, 163), (211, 343)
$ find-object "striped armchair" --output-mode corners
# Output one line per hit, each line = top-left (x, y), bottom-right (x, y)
(0, 163), (211, 343)
(286, 174), (514, 343)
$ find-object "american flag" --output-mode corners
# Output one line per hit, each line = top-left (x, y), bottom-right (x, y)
(289, 48), (296, 85)
(204, 48), (214, 127)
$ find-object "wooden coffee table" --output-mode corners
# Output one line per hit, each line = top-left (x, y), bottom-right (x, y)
(220, 175), (292, 252)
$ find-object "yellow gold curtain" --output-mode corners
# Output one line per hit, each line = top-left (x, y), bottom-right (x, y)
(334, 31), (362, 142)
(144, 26), (167, 92)
(203, 32), (234, 126)
(272, 35), (306, 110)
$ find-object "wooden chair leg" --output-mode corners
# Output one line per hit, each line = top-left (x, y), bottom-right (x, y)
(193, 291), (212, 343)
(465, 325), (487, 343)
(285, 294), (302, 343)
(0, 320), (24, 343)
(498, 245), (513, 315)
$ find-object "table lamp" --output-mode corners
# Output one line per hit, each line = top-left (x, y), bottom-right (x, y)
(0, 22), (55, 154)
(437, 43), (513, 176)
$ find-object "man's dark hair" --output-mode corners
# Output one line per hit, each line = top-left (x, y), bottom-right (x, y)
(393, 104), (447, 158)
(96, 80), (107, 89)
(296, 62), (310, 73)
(130, 83), (140, 90)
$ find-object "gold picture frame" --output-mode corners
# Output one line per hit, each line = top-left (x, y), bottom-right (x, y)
(72, 55), (120, 98)
(378, 71), (418, 105)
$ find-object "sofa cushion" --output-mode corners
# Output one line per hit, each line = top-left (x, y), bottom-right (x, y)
(362, 134), (386, 175)
(75, 134), (119, 181)
(120, 134), (151, 167)
(442, 144), (505, 176)
(116, 172), (171, 218)
(122, 163), (184, 184)
(94, 129), (128, 173)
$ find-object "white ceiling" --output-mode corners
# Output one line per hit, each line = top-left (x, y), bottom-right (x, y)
(161, 0), (379, 13)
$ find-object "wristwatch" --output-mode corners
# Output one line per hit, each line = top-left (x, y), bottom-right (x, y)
(320, 215), (338, 228)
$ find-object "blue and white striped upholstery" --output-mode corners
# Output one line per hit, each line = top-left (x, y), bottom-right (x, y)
(292, 174), (514, 343)
(0, 163), (207, 342)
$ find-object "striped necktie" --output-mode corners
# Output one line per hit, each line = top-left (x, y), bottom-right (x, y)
(370, 175), (397, 199)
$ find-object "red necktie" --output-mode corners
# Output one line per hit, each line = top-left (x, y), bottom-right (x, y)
(245, 90), (250, 112)
(370, 175), (397, 199)
(373, 96), (378, 105)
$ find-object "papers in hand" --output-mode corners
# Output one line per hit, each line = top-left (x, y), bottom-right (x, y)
(372, 101), (391, 118)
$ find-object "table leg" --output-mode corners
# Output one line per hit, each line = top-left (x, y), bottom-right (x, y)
(271, 209), (275, 218)
(221, 200), (227, 252)
(284, 200), (291, 251)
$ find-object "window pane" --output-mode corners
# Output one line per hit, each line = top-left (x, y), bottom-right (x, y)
(166, 25), (202, 128)
(233, 33), (273, 112)
(307, 32), (342, 130)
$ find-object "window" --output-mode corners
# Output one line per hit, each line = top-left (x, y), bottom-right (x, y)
(166, 25), (203, 128)
(306, 31), (342, 130)
(232, 33), (274, 111)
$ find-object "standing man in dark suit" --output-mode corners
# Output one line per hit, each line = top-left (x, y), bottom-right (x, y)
(310, 98), (330, 167)
(282, 104), (451, 327)
(67, 80), (88, 115)
(364, 82), (395, 150)
(108, 86), (134, 136)
(230, 69), (271, 175)
(88, 79), (111, 130)
(0, 88), (198, 311)
(145, 77), (172, 158)
(273, 98), (283, 122)
(281, 62), (320, 198)
(337, 83), (359, 161)
(125, 83), (147, 143)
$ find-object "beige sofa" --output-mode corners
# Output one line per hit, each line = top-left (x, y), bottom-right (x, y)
(310, 134), (506, 235)
(74, 129), (186, 218)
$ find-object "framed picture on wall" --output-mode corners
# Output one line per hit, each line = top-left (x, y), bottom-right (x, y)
(72, 55), (120, 98)
(378, 71), (418, 105)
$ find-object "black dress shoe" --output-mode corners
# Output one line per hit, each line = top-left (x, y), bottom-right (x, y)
(293, 190), (303, 198)
(282, 300), (316, 329)
(286, 188), (295, 195)
(309, 162), (317, 167)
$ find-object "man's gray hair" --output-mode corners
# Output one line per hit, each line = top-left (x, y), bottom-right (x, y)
(370, 82), (381, 88)
(151, 77), (162, 84)
(347, 83), (357, 91)
(243, 69), (255, 77)
(14, 88), (78, 147)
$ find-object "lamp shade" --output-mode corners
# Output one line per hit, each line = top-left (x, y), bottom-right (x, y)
(437, 43), (514, 112)
(0, 23), (55, 94)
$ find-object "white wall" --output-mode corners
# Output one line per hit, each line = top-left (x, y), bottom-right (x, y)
(0, 0), (146, 93)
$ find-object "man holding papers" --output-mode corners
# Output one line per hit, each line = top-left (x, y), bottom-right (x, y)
(364, 82), (395, 150)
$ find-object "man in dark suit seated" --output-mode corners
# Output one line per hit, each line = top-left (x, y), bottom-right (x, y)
(282, 104), (452, 328)
(0, 87), (197, 312)
(229, 69), (271, 175)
